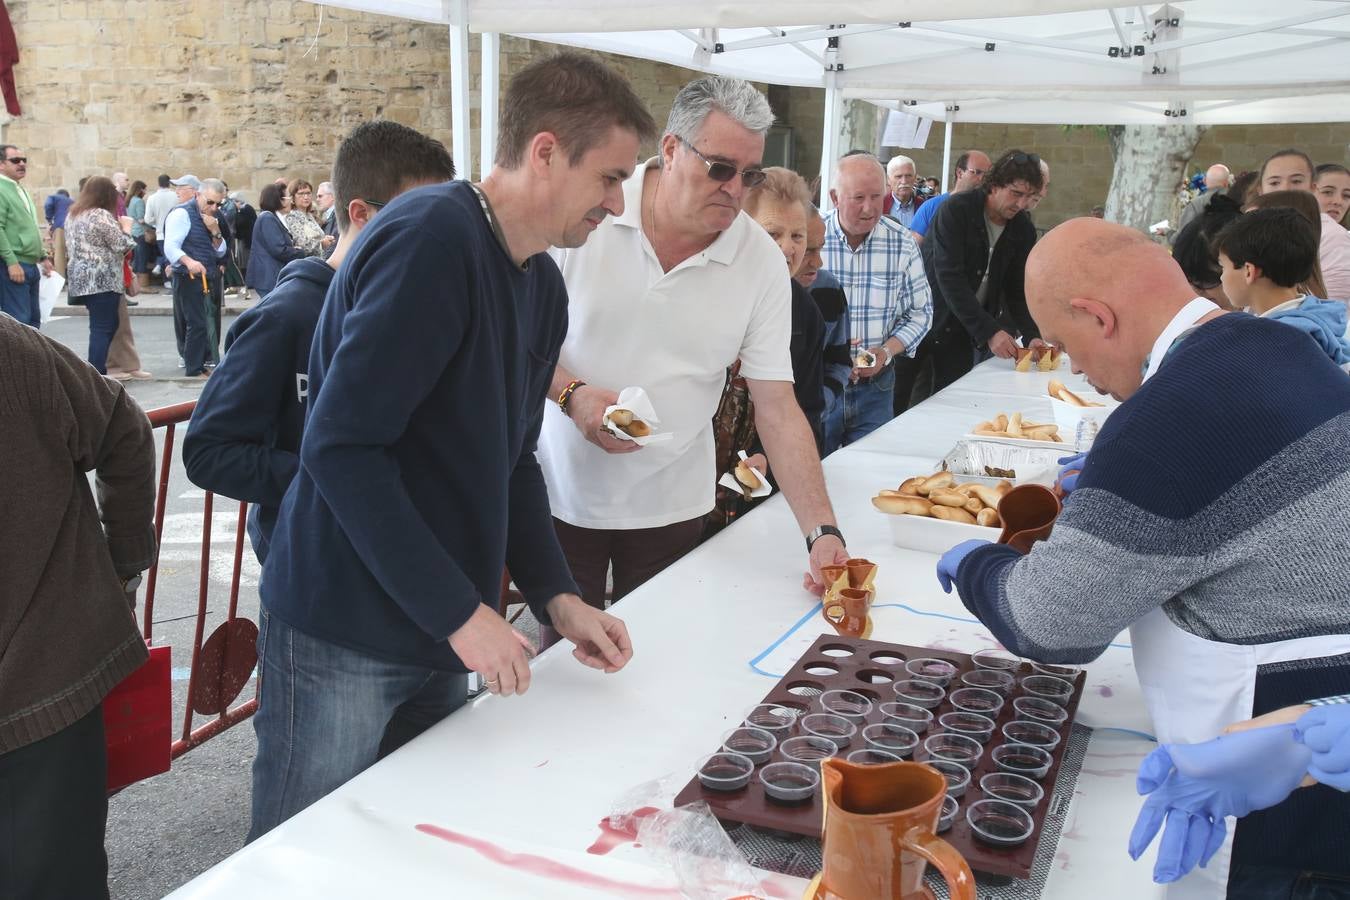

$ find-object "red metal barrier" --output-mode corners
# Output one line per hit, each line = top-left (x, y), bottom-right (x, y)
(145, 401), (258, 761)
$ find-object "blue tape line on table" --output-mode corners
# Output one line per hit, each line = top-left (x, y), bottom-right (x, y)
(747, 602), (1131, 676)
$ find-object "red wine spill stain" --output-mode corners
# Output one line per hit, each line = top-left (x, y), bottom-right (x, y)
(1098, 685), (1114, 697)
(534, 759), (549, 768)
(415, 823), (679, 897)
(587, 806), (660, 855)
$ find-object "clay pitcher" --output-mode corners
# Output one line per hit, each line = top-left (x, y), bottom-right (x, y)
(996, 484), (1062, 555)
(823, 587), (873, 639)
(811, 759), (975, 900)
(845, 558), (878, 591)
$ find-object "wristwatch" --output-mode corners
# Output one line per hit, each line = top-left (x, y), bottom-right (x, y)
(121, 573), (143, 593)
(806, 524), (846, 552)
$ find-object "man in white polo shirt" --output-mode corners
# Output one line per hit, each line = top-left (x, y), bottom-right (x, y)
(539, 76), (848, 621)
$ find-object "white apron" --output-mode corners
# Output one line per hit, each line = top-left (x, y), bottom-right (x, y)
(1130, 297), (1350, 897)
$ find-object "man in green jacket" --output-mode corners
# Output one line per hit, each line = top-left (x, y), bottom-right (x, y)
(0, 145), (53, 328)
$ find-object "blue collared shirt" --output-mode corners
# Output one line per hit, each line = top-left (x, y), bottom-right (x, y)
(821, 211), (932, 356)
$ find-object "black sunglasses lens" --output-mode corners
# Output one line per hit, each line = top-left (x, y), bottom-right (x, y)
(741, 170), (768, 189)
(705, 161), (738, 183)
(7, 157), (24, 164)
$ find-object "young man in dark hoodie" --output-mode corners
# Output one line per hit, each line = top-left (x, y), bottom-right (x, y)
(183, 121), (456, 563)
(245, 53), (657, 841)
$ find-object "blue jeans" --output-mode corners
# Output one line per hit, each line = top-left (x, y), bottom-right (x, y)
(823, 364), (895, 450)
(247, 611), (468, 842)
(1228, 864), (1350, 899)
(0, 262), (40, 328)
(80, 291), (120, 374)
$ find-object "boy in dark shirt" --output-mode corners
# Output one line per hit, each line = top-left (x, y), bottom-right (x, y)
(184, 121), (458, 563)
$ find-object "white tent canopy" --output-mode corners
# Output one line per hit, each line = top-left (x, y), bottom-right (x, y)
(310, 0), (1350, 188)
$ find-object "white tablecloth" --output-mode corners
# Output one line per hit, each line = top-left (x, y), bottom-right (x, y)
(169, 359), (1164, 899)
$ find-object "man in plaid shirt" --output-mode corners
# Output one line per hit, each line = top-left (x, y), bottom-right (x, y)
(821, 152), (932, 451)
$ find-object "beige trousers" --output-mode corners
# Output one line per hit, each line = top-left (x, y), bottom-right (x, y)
(104, 295), (143, 374)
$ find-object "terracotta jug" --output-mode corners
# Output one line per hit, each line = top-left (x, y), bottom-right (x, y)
(996, 483), (1062, 555)
(823, 587), (873, 639)
(810, 759), (975, 900)
(845, 558), (878, 591)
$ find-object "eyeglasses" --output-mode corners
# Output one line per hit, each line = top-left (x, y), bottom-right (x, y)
(358, 198), (385, 209)
(204, 199), (220, 207)
(678, 136), (766, 189)
(296, 190), (312, 197)
(5, 156), (26, 164)
(960, 167), (988, 177)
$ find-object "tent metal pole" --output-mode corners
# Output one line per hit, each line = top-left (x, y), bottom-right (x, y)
(446, 0), (473, 181)
(480, 32), (500, 178)
(940, 109), (953, 194)
(820, 77), (842, 215)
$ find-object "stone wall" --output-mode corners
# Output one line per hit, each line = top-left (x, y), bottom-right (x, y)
(5, 0), (1348, 232)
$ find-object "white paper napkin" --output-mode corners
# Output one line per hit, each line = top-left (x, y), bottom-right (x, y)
(603, 386), (672, 445)
(717, 449), (773, 498)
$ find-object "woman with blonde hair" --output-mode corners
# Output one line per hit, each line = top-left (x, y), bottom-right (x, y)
(282, 178), (334, 257)
(65, 176), (136, 374)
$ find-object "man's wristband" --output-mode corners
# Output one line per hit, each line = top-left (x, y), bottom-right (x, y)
(806, 524), (845, 552)
(557, 379), (586, 416)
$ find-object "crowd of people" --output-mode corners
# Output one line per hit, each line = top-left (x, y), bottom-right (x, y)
(3, 48), (1350, 900)
(0, 152), (348, 380)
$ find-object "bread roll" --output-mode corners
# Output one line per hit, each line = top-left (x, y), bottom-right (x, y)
(872, 494), (933, 516)
(919, 472), (954, 495)
(971, 484), (1006, 508)
(931, 505), (977, 524)
(977, 507), (1001, 527)
(622, 419), (651, 437)
(962, 495), (984, 515)
(1007, 412), (1024, 437)
(929, 489), (968, 508)
(734, 460), (761, 490)
(995, 413), (1009, 432)
(898, 476), (925, 495)
(608, 408), (634, 427)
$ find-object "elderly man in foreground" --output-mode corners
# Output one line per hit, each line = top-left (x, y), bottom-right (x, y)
(937, 218), (1350, 898)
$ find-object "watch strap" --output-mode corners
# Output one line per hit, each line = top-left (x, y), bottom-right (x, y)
(806, 524), (845, 551)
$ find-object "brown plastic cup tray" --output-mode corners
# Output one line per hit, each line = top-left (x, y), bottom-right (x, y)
(672, 634), (1085, 880)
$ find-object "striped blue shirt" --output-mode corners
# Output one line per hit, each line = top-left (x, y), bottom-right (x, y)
(821, 211), (932, 356)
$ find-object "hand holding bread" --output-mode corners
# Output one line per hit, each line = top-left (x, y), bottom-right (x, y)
(872, 472), (1011, 528)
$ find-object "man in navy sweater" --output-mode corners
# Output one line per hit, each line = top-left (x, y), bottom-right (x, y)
(938, 219), (1350, 897)
(246, 53), (658, 841)
(183, 121), (457, 564)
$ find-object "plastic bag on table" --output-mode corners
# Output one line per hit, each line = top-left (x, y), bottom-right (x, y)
(637, 802), (764, 900)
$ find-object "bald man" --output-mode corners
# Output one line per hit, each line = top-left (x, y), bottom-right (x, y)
(821, 152), (932, 448)
(1171, 163), (1232, 243)
(937, 218), (1350, 897)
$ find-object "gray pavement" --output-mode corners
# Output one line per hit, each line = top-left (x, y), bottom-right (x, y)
(41, 314), (540, 898)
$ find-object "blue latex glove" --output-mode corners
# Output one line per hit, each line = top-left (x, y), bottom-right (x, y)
(1128, 724), (1312, 883)
(1056, 452), (1088, 496)
(935, 539), (991, 594)
(1297, 705), (1350, 791)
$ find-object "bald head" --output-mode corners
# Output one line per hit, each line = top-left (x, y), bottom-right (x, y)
(1205, 164), (1231, 191)
(831, 153), (887, 242)
(1027, 218), (1203, 400)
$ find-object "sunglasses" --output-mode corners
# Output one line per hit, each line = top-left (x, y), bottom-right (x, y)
(5, 156), (26, 164)
(204, 199), (220, 207)
(678, 136), (766, 189)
